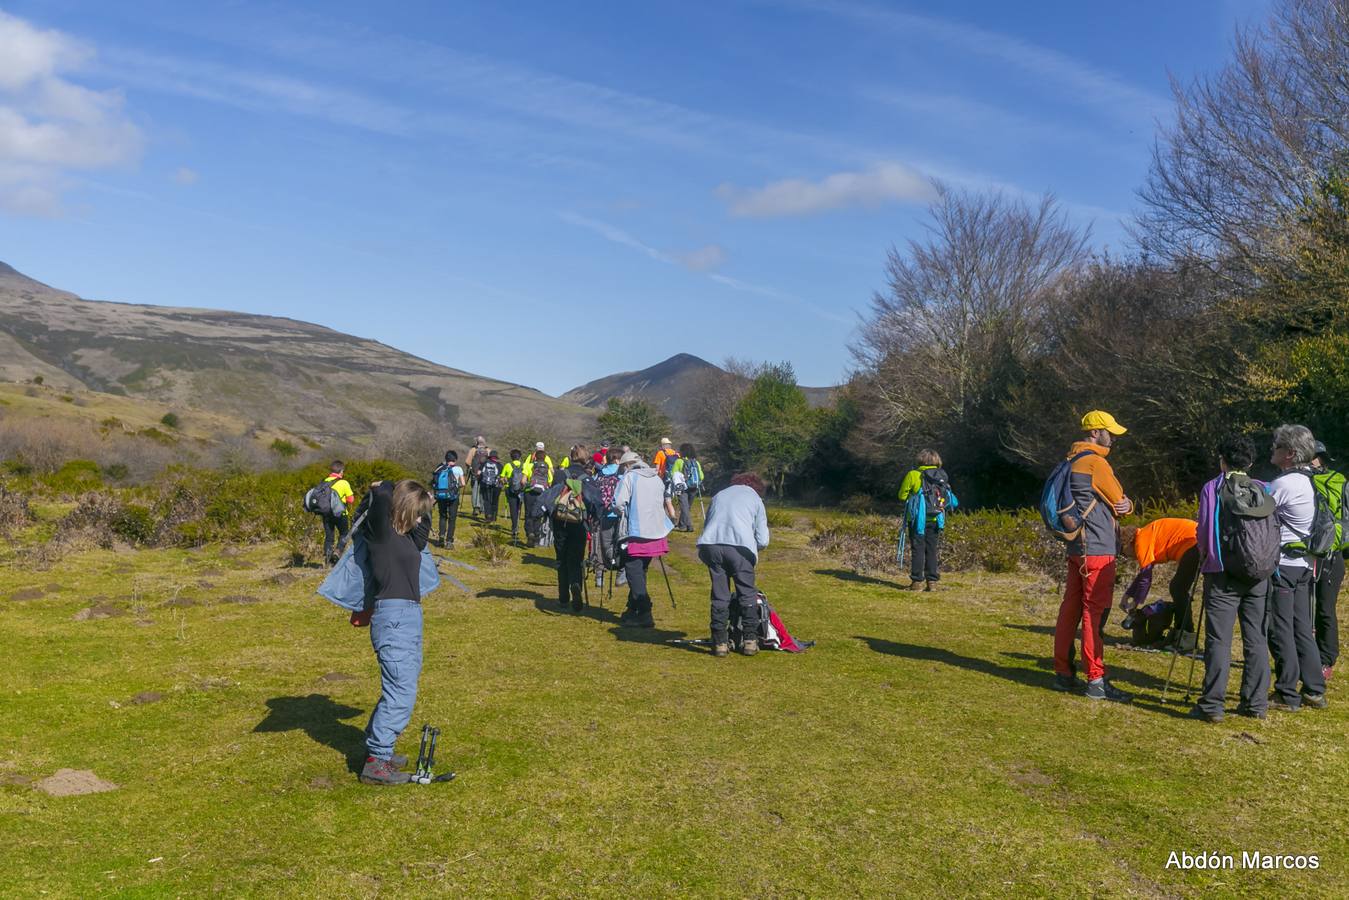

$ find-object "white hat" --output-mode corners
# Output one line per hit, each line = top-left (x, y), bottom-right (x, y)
(659, 437), (672, 446)
(617, 451), (643, 467)
(535, 441), (545, 450)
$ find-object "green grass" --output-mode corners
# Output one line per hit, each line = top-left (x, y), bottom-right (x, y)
(1, 510), (1345, 896)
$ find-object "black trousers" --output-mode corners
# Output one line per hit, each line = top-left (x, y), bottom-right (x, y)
(1198, 571), (1270, 715)
(523, 492), (544, 545)
(910, 525), (941, 583)
(555, 520), (587, 605)
(1167, 546), (1201, 632)
(699, 543), (759, 643)
(1315, 552), (1344, 668)
(1268, 565), (1326, 704)
(436, 497), (460, 545)
(481, 485), (501, 523)
(623, 554), (654, 613)
(322, 514), (349, 562)
(506, 491), (524, 537)
(676, 491), (693, 530)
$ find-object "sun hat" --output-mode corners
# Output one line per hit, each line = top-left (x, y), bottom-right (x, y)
(617, 451), (642, 467)
(535, 441), (545, 450)
(659, 437), (672, 446)
(1081, 410), (1126, 435)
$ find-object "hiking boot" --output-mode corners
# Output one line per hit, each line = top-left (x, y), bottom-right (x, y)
(1302, 692), (1328, 709)
(390, 752), (408, 769)
(571, 598), (584, 613)
(924, 581), (934, 592)
(1268, 696), (1300, 713)
(712, 643), (729, 658)
(1085, 678), (1131, 703)
(907, 581), (922, 591)
(1051, 674), (1084, 693)
(631, 608), (654, 628)
(359, 756), (410, 785)
(616, 571), (628, 586)
(741, 639), (759, 656)
(1188, 706), (1223, 723)
(1235, 704), (1267, 720)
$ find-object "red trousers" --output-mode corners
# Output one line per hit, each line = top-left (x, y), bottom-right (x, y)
(1054, 555), (1116, 681)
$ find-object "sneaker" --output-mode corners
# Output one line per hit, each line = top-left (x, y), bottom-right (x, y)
(616, 571), (628, 586)
(1188, 705), (1224, 723)
(712, 643), (729, 658)
(631, 609), (654, 628)
(741, 639), (759, 657)
(1302, 692), (1328, 709)
(359, 756), (411, 785)
(1085, 678), (1131, 702)
(1235, 704), (1267, 720)
(1268, 696), (1300, 713)
(1051, 674), (1084, 693)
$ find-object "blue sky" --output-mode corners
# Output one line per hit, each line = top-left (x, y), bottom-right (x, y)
(0, 0), (1269, 395)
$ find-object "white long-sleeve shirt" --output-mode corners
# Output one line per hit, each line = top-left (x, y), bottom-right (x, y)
(697, 485), (770, 562)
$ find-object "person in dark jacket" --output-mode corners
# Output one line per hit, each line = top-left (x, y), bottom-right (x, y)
(552, 457), (591, 612)
(897, 449), (957, 590)
(353, 479), (433, 786)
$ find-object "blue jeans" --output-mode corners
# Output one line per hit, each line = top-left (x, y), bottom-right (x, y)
(365, 599), (423, 760)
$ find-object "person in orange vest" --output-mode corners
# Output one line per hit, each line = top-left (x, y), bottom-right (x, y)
(653, 437), (674, 477)
(1119, 518), (1199, 649)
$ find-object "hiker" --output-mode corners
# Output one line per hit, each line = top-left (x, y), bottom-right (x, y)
(319, 460), (356, 565)
(1311, 441), (1343, 685)
(355, 479), (434, 785)
(592, 441), (610, 466)
(501, 449), (527, 543)
(1118, 519), (1199, 649)
(668, 443), (700, 532)
(1266, 424), (1328, 711)
(429, 451), (464, 549)
(478, 451), (503, 523)
(1051, 411), (1134, 702)
(466, 436), (487, 517)
(613, 450), (676, 627)
(653, 437), (674, 477)
(585, 448), (626, 589)
(697, 473), (770, 657)
(558, 444), (589, 473)
(522, 444), (554, 547)
(1192, 434), (1274, 722)
(551, 455), (591, 612)
(897, 450), (958, 591)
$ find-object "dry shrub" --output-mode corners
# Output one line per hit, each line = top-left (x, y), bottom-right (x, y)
(0, 417), (176, 481)
(468, 525), (514, 565)
(0, 485), (32, 535)
(373, 423), (450, 472)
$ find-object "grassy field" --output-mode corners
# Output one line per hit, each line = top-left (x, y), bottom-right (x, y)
(1, 507), (1346, 897)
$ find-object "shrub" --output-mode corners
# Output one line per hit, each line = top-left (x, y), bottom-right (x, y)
(112, 504), (157, 545)
(469, 526), (514, 565)
(160, 412), (181, 429)
(270, 439), (299, 458)
(0, 485), (32, 536)
(40, 459), (103, 495)
(765, 507), (795, 529)
(32, 375), (43, 385)
(839, 494), (877, 515)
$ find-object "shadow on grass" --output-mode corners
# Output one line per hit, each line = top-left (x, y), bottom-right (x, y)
(531, 596), (622, 625)
(254, 693), (367, 773)
(522, 553), (558, 568)
(607, 623), (709, 654)
(478, 588), (550, 602)
(814, 569), (906, 589)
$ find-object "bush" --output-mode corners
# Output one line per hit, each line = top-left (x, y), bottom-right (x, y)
(161, 412), (181, 429)
(765, 507), (795, 529)
(40, 459), (103, 495)
(0, 485), (32, 535)
(469, 525), (514, 565)
(270, 439), (299, 459)
(839, 494), (877, 515)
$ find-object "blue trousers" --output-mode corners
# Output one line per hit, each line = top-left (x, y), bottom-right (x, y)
(365, 599), (423, 760)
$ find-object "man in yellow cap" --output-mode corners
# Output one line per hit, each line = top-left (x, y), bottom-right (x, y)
(1052, 410), (1134, 702)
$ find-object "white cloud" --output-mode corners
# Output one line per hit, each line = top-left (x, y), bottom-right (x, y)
(717, 162), (936, 218)
(172, 166), (199, 185)
(678, 244), (727, 273)
(0, 12), (142, 217)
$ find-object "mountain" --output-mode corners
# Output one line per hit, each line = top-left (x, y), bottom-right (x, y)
(0, 262), (596, 446)
(561, 353), (837, 435)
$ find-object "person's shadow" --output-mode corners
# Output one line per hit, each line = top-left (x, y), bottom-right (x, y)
(254, 694), (368, 773)
(813, 569), (906, 589)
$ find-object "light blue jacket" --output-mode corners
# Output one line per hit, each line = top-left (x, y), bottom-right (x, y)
(318, 538), (440, 612)
(613, 465), (673, 540)
(697, 485), (770, 562)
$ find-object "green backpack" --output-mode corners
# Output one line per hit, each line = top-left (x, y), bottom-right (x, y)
(1311, 469), (1349, 553)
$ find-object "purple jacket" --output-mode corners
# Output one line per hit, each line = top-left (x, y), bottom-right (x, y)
(1196, 475), (1222, 574)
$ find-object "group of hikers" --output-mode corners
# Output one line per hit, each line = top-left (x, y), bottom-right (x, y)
(314, 434), (779, 785)
(896, 411), (1341, 719)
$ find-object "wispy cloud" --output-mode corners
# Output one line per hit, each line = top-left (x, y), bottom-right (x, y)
(678, 244), (726, 273)
(717, 162), (936, 218)
(172, 166), (198, 185)
(0, 11), (143, 216)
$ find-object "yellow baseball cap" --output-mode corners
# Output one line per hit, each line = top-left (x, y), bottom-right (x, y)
(1081, 410), (1127, 435)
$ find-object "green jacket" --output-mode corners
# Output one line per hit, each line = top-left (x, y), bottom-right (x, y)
(898, 465), (937, 502)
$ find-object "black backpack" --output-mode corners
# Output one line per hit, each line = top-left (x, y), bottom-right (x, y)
(920, 468), (951, 518)
(507, 462), (526, 494)
(1217, 472), (1280, 581)
(480, 459), (502, 488)
(303, 477), (341, 517)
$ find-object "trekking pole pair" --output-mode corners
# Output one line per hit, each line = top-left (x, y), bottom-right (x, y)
(1161, 577), (1204, 704)
(410, 724), (455, 785)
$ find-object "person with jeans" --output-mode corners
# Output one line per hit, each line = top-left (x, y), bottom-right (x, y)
(355, 479), (433, 785)
(1192, 434), (1272, 722)
(1267, 424), (1329, 711)
(1052, 411), (1134, 702)
(319, 460), (356, 565)
(897, 449), (957, 591)
(613, 451), (675, 628)
(697, 473), (770, 657)
(430, 451), (464, 548)
(1311, 441), (1343, 685)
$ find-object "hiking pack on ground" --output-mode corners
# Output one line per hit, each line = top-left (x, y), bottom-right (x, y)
(304, 478), (343, 517)
(728, 590), (812, 652)
(1216, 472), (1280, 581)
(1040, 451), (1096, 542)
(431, 464), (459, 502)
(480, 459), (502, 489)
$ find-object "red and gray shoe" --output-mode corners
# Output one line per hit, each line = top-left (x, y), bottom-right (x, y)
(360, 756), (411, 785)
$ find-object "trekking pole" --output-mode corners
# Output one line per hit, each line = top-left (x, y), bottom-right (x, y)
(414, 724), (430, 779)
(697, 485), (707, 524)
(657, 556), (677, 609)
(1162, 576), (1202, 703)
(1182, 596), (1207, 703)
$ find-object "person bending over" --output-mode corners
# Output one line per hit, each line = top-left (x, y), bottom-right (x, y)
(697, 473), (770, 657)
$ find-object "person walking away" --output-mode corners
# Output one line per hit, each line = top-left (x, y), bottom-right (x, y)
(501, 449), (527, 543)
(320, 460), (356, 565)
(593, 442), (610, 466)
(897, 450), (958, 591)
(478, 451), (503, 524)
(355, 479), (434, 785)
(1266, 424), (1329, 711)
(1118, 518), (1199, 649)
(613, 451), (676, 627)
(584, 449), (624, 588)
(429, 451), (464, 548)
(697, 473), (770, 657)
(552, 456), (591, 611)
(670, 443), (700, 532)
(465, 437), (487, 517)
(522, 444), (554, 547)
(1192, 434), (1275, 722)
(1052, 411), (1134, 702)
(1310, 441), (1344, 685)
(653, 437), (674, 477)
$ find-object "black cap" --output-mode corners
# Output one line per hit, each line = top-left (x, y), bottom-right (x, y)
(1314, 440), (1334, 463)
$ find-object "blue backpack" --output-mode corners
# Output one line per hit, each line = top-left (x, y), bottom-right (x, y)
(432, 465), (459, 502)
(684, 458), (703, 489)
(1039, 451), (1096, 542)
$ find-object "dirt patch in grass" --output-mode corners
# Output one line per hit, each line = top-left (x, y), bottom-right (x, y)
(269, 572), (304, 586)
(318, 672), (359, 682)
(72, 603), (124, 621)
(309, 775), (336, 790)
(131, 691), (164, 705)
(34, 769), (118, 797)
(0, 773), (35, 786)
(162, 596), (199, 608)
(8, 587), (46, 601)
(221, 594), (261, 605)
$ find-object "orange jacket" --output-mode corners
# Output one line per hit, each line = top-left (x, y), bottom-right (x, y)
(653, 449), (669, 476)
(1133, 518), (1197, 568)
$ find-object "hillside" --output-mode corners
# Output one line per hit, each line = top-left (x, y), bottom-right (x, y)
(0, 262), (596, 446)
